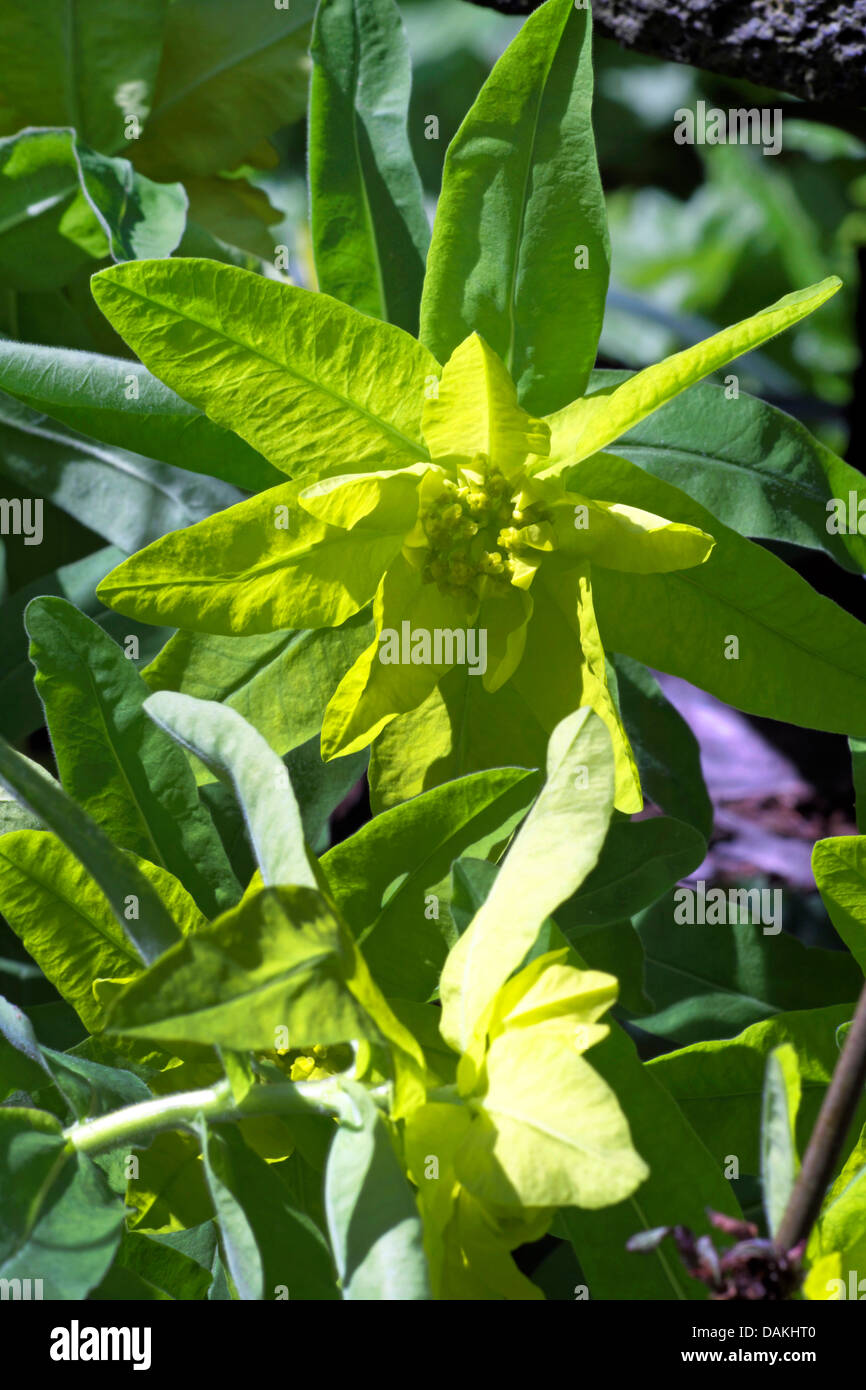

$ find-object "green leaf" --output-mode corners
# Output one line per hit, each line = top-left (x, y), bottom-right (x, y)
(637, 892), (864, 1045)
(454, 855), (649, 1017)
(0, 340), (281, 492)
(134, 0), (315, 182)
(0, 545), (172, 746)
(810, 1125), (866, 1277)
(322, 765), (540, 999)
(103, 1229), (213, 1301)
(36, 1047), (152, 1122)
(649, 1004), (862, 1176)
(197, 1120), (338, 1301)
(0, 129), (186, 282)
(0, 130), (101, 292)
(480, 909), (742, 1298)
(142, 618), (374, 777)
(812, 837), (866, 976)
(324, 1081), (430, 1299)
(420, 0), (607, 414)
(457, 1023), (649, 1211)
(0, 0), (168, 150)
(611, 655), (712, 839)
(0, 992), (55, 1098)
(0, 741), (181, 965)
(126, 1128), (212, 1234)
(560, 1018), (741, 1300)
(440, 708), (615, 1054)
(0, 396), (243, 552)
(0, 1107), (125, 1299)
(0, 830), (204, 1030)
(592, 371), (866, 575)
(420, 332), (549, 474)
(143, 691), (316, 891)
(91, 258), (436, 477)
(580, 452), (866, 740)
(368, 629), (557, 811)
(105, 884), (422, 1084)
(74, 138), (187, 261)
(309, 0), (429, 334)
(196, 1119), (260, 1300)
(283, 735), (368, 854)
(540, 277), (841, 473)
(98, 481), (407, 636)
(761, 1044), (801, 1238)
(26, 597), (241, 918)
(182, 174), (283, 261)
(557, 816), (706, 933)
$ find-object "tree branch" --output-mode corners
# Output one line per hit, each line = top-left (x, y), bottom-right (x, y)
(464, 1), (866, 106)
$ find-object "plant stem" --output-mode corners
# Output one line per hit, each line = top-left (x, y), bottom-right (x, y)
(776, 978), (866, 1254)
(63, 1076), (363, 1157)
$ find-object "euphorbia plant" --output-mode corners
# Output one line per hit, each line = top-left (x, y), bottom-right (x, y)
(68, 0), (866, 821)
(0, 597), (647, 1298)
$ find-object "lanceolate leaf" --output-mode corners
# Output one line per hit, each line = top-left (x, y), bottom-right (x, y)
(649, 1005), (863, 1176)
(26, 598), (241, 918)
(611, 655), (712, 838)
(0, 546), (172, 747)
(0, 129), (186, 282)
(581, 452), (866, 739)
(636, 893), (863, 1046)
(0, 398), (243, 553)
(196, 1119), (262, 1301)
(0, 830), (204, 1030)
(91, 258), (436, 477)
(322, 766), (540, 999)
(439, 708), (615, 1054)
(309, 0), (429, 334)
(590, 371), (866, 574)
(324, 1082), (431, 1299)
(197, 1120), (338, 1301)
(142, 616), (374, 780)
(143, 691), (315, 891)
(421, 0), (608, 415)
(557, 816), (706, 933)
(0, 340), (280, 491)
(560, 1015), (742, 1300)
(539, 277), (841, 474)
(0, 993), (56, 1099)
(0, 739), (181, 965)
(761, 1044), (801, 1238)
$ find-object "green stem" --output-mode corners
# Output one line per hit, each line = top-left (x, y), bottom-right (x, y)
(63, 1076), (371, 1157)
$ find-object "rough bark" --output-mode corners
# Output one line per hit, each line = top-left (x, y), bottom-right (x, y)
(465, 1), (866, 106)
